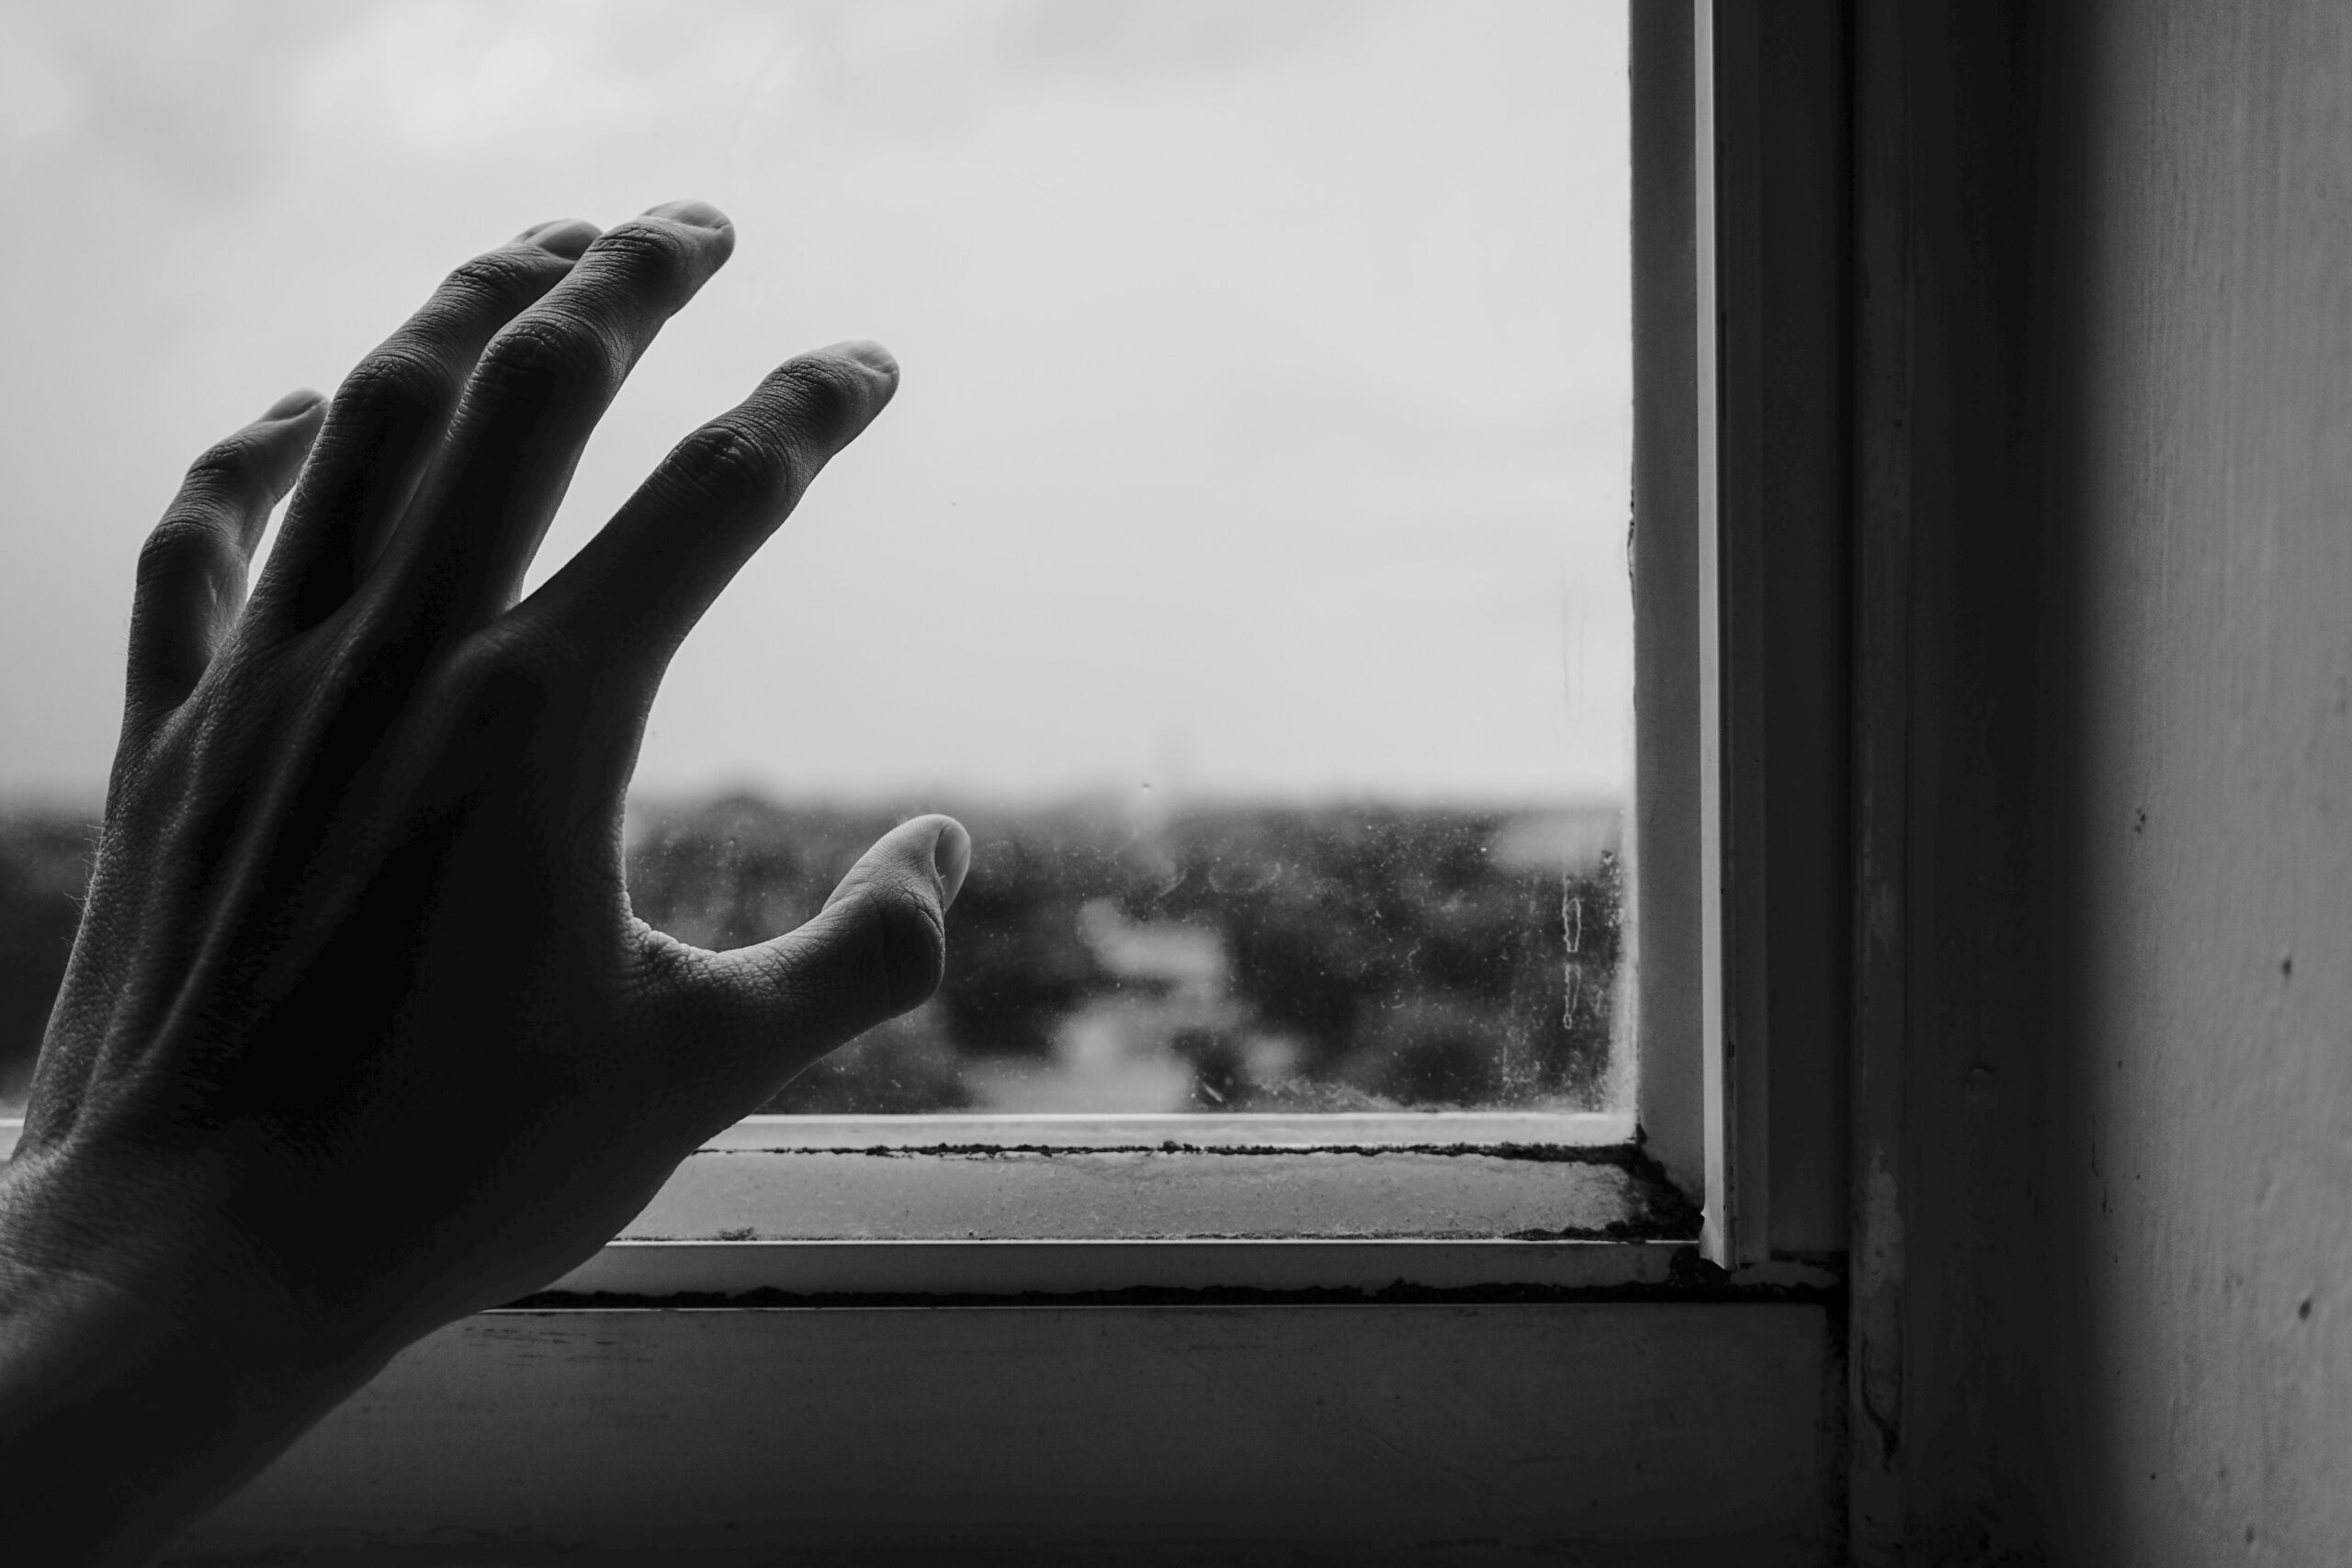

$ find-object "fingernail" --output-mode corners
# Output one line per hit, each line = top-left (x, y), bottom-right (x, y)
(825, 339), (899, 378)
(643, 197), (730, 231)
(262, 388), (323, 420)
(519, 219), (601, 260)
(930, 818), (972, 911)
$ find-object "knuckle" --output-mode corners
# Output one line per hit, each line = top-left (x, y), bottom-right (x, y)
(441, 626), (592, 728)
(580, 219), (695, 294)
(475, 314), (615, 401)
(135, 513), (231, 591)
(331, 345), (449, 428)
(181, 434), (262, 491)
(437, 247), (561, 313)
(673, 420), (798, 508)
(763, 355), (865, 439)
(475, 660), (554, 723)
(856, 882), (947, 1010)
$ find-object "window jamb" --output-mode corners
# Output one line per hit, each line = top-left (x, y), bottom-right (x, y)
(1681, 0), (1857, 1269)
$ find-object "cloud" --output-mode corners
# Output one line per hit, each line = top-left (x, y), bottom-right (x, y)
(3, 0), (368, 198)
(0, 0), (1632, 806)
(986, 0), (1399, 83)
(294, 0), (798, 161)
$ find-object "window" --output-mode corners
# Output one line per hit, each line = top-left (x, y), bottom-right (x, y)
(0, 2), (1668, 1269)
(607, 0), (1637, 1134)
(0, 4), (1860, 1559)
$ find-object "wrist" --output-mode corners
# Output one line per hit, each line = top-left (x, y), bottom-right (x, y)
(0, 1142), (387, 1563)
(0, 1129), (334, 1359)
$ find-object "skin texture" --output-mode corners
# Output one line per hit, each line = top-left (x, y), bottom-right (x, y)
(0, 202), (968, 1564)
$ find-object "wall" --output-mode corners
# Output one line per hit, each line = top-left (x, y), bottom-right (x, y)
(2035, 1), (2352, 1560)
(180, 1305), (1835, 1565)
(1892, 2), (2352, 1561)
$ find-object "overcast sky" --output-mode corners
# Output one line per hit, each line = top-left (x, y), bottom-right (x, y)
(0, 0), (1628, 811)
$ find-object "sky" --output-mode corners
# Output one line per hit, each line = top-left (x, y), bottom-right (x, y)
(0, 0), (1630, 812)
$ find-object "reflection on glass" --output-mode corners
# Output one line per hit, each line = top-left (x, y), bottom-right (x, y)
(0, 2), (1630, 1117)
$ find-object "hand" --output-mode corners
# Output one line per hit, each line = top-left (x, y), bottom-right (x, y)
(0, 201), (967, 1563)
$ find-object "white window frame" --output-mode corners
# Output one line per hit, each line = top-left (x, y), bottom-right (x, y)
(0, 0), (1849, 1314)
(7, 5), (1875, 1559)
(457, 0), (1746, 1297)
(520, 0), (1804, 1295)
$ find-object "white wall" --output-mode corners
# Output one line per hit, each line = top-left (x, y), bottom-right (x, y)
(1859, 4), (2352, 1559)
(2033, 2), (2352, 1559)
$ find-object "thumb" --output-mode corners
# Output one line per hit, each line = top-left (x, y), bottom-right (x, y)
(700, 814), (971, 1073)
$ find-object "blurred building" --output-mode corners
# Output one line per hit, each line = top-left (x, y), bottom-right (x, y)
(1486, 806), (1623, 877)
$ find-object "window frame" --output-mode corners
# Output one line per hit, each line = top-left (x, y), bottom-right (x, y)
(514, 0), (1729, 1294)
(547, 0), (1838, 1290)
(11, 6), (1877, 1558)
(1649, 0), (1856, 1272)
(0, 0), (1858, 1300)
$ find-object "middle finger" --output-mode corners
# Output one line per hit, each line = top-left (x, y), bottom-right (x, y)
(377, 199), (738, 636)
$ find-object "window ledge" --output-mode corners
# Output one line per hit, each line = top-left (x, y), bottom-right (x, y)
(3, 1114), (1708, 1298)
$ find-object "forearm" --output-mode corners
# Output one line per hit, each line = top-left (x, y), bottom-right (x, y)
(0, 1152), (377, 1565)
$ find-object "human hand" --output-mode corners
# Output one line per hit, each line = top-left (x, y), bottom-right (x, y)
(0, 201), (967, 1562)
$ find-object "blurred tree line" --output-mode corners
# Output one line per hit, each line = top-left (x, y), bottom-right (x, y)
(628, 795), (1622, 1113)
(0, 797), (1622, 1114)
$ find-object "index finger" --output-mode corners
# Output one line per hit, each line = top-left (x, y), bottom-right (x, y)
(513, 340), (901, 691)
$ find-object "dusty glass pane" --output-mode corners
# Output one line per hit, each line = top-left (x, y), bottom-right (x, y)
(628, 798), (1623, 1114)
(0, 1), (1631, 1118)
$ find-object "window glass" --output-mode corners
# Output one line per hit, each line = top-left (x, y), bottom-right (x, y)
(0, 1), (1629, 1119)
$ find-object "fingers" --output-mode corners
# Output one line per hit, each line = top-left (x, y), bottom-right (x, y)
(124, 389), (327, 723)
(379, 200), (740, 633)
(251, 220), (601, 628)
(694, 816), (971, 1082)
(513, 341), (900, 687)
